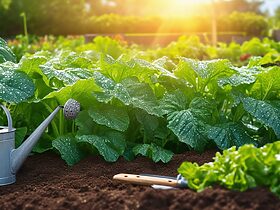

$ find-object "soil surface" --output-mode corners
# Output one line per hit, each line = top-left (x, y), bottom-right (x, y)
(0, 150), (279, 210)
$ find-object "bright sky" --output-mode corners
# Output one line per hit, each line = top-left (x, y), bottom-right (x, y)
(153, 0), (280, 16)
(164, 0), (280, 14)
(262, 0), (280, 15)
(102, 0), (280, 16)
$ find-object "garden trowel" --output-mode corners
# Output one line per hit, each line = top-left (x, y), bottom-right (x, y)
(113, 173), (188, 189)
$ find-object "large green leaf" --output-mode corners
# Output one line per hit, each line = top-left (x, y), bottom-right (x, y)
(167, 110), (208, 151)
(39, 51), (94, 86)
(0, 62), (35, 103)
(19, 55), (52, 99)
(93, 72), (162, 116)
(183, 58), (232, 79)
(242, 97), (280, 138)
(40, 65), (93, 86)
(0, 38), (16, 63)
(88, 104), (129, 132)
(159, 90), (187, 115)
(250, 66), (280, 100)
(152, 56), (176, 72)
(135, 110), (159, 143)
(208, 122), (256, 150)
(175, 58), (233, 89)
(19, 54), (48, 79)
(121, 77), (162, 116)
(33, 135), (53, 153)
(133, 143), (173, 163)
(189, 97), (217, 123)
(93, 71), (130, 103)
(99, 55), (160, 83)
(44, 78), (100, 108)
(75, 110), (95, 135)
(93, 36), (124, 59)
(52, 135), (85, 166)
(77, 131), (126, 162)
(218, 66), (259, 87)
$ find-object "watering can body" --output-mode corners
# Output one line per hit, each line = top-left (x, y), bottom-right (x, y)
(0, 126), (16, 185)
(0, 99), (80, 186)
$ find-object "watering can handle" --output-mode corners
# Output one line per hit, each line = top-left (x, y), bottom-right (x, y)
(0, 104), (13, 132)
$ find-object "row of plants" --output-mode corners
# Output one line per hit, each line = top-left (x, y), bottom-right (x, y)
(7, 35), (280, 66)
(1, 37), (280, 166)
(143, 36), (280, 64)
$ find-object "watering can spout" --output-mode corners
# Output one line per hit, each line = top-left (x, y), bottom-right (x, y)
(10, 106), (63, 173)
(10, 99), (80, 174)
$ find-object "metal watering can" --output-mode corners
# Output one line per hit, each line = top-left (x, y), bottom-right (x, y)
(0, 99), (80, 186)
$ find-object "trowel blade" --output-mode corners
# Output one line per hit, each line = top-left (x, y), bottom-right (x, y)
(151, 184), (177, 190)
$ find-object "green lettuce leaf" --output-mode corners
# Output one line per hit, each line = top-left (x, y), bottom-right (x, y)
(178, 141), (280, 197)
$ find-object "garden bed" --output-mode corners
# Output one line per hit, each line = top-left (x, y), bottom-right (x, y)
(0, 151), (279, 210)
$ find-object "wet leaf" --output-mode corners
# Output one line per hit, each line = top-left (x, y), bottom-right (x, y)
(208, 122), (256, 149)
(93, 72), (162, 116)
(242, 97), (280, 138)
(43, 78), (100, 109)
(88, 104), (129, 132)
(167, 110), (208, 151)
(52, 134), (85, 166)
(0, 62), (35, 103)
(133, 143), (173, 163)
(0, 38), (16, 63)
(77, 131), (126, 162)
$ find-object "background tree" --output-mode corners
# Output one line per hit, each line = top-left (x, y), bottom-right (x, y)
(274, 6), (280, 20)
(215, 0), (264, 15)
(0, 0), (86, 36)
(0, 0), (11, 9)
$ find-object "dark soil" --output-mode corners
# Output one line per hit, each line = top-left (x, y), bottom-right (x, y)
(0, 150), (279, 210)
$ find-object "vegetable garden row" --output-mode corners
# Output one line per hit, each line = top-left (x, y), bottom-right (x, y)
(0, 36), (279, 198)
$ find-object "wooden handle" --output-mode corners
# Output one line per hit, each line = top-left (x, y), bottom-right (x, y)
(113, 173), (178, 187)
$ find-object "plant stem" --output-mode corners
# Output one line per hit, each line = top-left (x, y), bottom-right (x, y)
(59, 109), (64, 135)
(20, 12), (29, 44)
(72, 120), (75, 133)
(42, 102), (60, 138)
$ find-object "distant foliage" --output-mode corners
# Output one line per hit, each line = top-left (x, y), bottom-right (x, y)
(219, 12), (269, 36)
(0, 0), (11, 9)
(0, 0), (269, 37)
(8, 35), (280, 66)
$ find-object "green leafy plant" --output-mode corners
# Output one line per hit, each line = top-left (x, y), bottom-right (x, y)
(178, 141), (280, 197)
(1, 36), (280, 165)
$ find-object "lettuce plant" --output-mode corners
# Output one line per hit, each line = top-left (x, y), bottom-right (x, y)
(178, 141), (280, 197)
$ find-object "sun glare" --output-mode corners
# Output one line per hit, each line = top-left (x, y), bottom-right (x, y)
(160, 0), (211, 17)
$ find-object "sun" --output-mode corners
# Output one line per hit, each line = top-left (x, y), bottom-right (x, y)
(159, 0), (211, 17)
